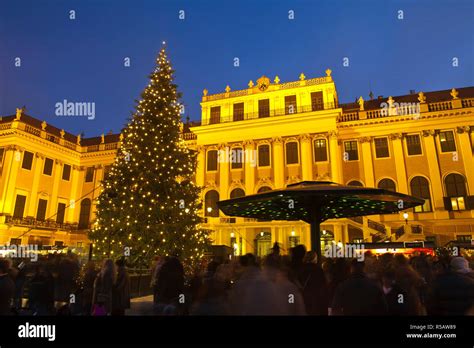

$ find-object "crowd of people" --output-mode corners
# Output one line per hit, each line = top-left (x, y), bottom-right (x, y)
(0, 244), (473, 316)
(152, 244), (474, 316)
(0, 253), (131, 316)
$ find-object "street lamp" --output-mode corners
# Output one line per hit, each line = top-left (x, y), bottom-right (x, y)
(207, 207), (212, 213)
(403, 212), (409, 224)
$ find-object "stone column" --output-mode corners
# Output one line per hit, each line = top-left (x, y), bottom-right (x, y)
(49, 160), (62, 218)
(456, 126), (474, 196)
(389, 133), (408, 193)
(196, 146), (205, 188)
(1, 146), (22, 214)
(219, 143), (229, 200)
(244, 140), (255, 194)
(360, 136), (375, 187)
(299, 134), (313, 181)
(272, 137), (284, 188)
(422, 130), (445, 215)
(329, 131), (342, 183)
(27, 153), (44, 216)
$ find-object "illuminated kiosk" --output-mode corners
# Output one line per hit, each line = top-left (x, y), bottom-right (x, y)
(218, 181), (424, 261)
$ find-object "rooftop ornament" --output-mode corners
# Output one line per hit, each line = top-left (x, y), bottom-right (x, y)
(450, 88), (459, 99)
(274, 76), (280, 84)
(358, 96), (364, 111)
(218, 181), (424, 262)
(225, 85), (231, 93)
(299, 73), (306, 81)
(41, 121), (47, 130)
(418, 92), (426, 103)
(325, 68), (332, 77)
(60, 129), (65, 139)
(248, 80), (254, 88)
(15, 108), (22, 120)
(203, 89), (208, 97)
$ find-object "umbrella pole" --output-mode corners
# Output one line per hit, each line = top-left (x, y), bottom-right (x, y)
(310, 214), (322, 263)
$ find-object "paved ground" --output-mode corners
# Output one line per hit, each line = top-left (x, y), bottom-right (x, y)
(126, 295), (155, 315)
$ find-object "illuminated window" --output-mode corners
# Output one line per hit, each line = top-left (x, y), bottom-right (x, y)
(439, 131), (456, 152)
(374, 137), (389, 158)
(311, 91), (324, 111)
(285, 142), (299, 164)
(43, 158), (53, 176)
(204, 190), (219, 217)
(233, 102), (244, 121)
(445, 173), (467, 211)
(378, 178), (396, 192)
(209, 106), (221, 124)
(410, 176), (432, 212)
(22, 151), (33, 170)
(231, 148), (243, 169)
(406, 134), (422, 155)
(207, 150), (218, 171)
(344, 141), (358, 161)
(62, 164), (71, 181)
(258, 145), (270, 167)
(285, 95), (297, 114)
(258, 99), (270, 118)
(314, 139), (327, 162)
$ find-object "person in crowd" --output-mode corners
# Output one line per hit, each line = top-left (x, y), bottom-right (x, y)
(190, 260), (229, 315)
(325, 258), (350, 307)
(0, 259), (15, 315)
(229, 252), (305, 315)
(112, 258), (131, 316)
(56, 253), (80, 303)
(82, 261), (98, 315)
(153, 251), (184, 315)
(450, 256), (474, 280)
(381, 269), (411, 315)
(289, 246), (328, 315)
(426, 257), (474, 315)
(151, 256), (166, 304)
(392, 254), (425, 315)
(28, 264), (55, 315)
(331, 259), (387, 315)
(92, 259), (116, 315)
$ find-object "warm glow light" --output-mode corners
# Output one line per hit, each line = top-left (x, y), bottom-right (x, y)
(290, 230), (295, 236)
(403, 212), (409, 220)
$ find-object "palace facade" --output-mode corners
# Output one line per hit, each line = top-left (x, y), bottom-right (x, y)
(1, 71), (473, 257)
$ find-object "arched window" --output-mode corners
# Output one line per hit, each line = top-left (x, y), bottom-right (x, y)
(444, 173), (467, 211)
(230, 188), (245, 199)
(348, 180), (363, 187)
(204, 190), (219, 217)
(410, 176), (432, 212)
(378, 178), (396, 192)
(78, 199), (91, 229)
(257, 186), (272, 193)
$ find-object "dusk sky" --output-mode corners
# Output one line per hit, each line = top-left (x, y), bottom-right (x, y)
(1, 0), (473, 137)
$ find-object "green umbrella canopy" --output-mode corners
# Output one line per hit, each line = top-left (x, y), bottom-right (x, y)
(217, 181), (424, 223)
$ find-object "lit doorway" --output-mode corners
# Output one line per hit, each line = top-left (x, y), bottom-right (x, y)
(254, 231), (272, 257)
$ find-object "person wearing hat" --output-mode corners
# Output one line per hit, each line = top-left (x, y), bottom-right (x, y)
(450, 257), (474, 279)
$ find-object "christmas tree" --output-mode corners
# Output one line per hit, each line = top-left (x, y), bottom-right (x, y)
(90, 44), (210, 268)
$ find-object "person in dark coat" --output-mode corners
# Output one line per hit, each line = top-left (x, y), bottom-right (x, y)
(331, 259), (387, 315)
(112, 259), (131, 316)
(0, 259), (15, 315)
(28, 265), (55, 315)
(426, 263), (474, 315)
(290, 246), (328, 315)
(154, 253), (184, 315)
(381, 269), (412, 315)
(82, 261), (98, 315)
(92, 259), (116, 315)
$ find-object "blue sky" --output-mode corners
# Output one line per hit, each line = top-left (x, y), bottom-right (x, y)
(0, 0), (473, 137)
